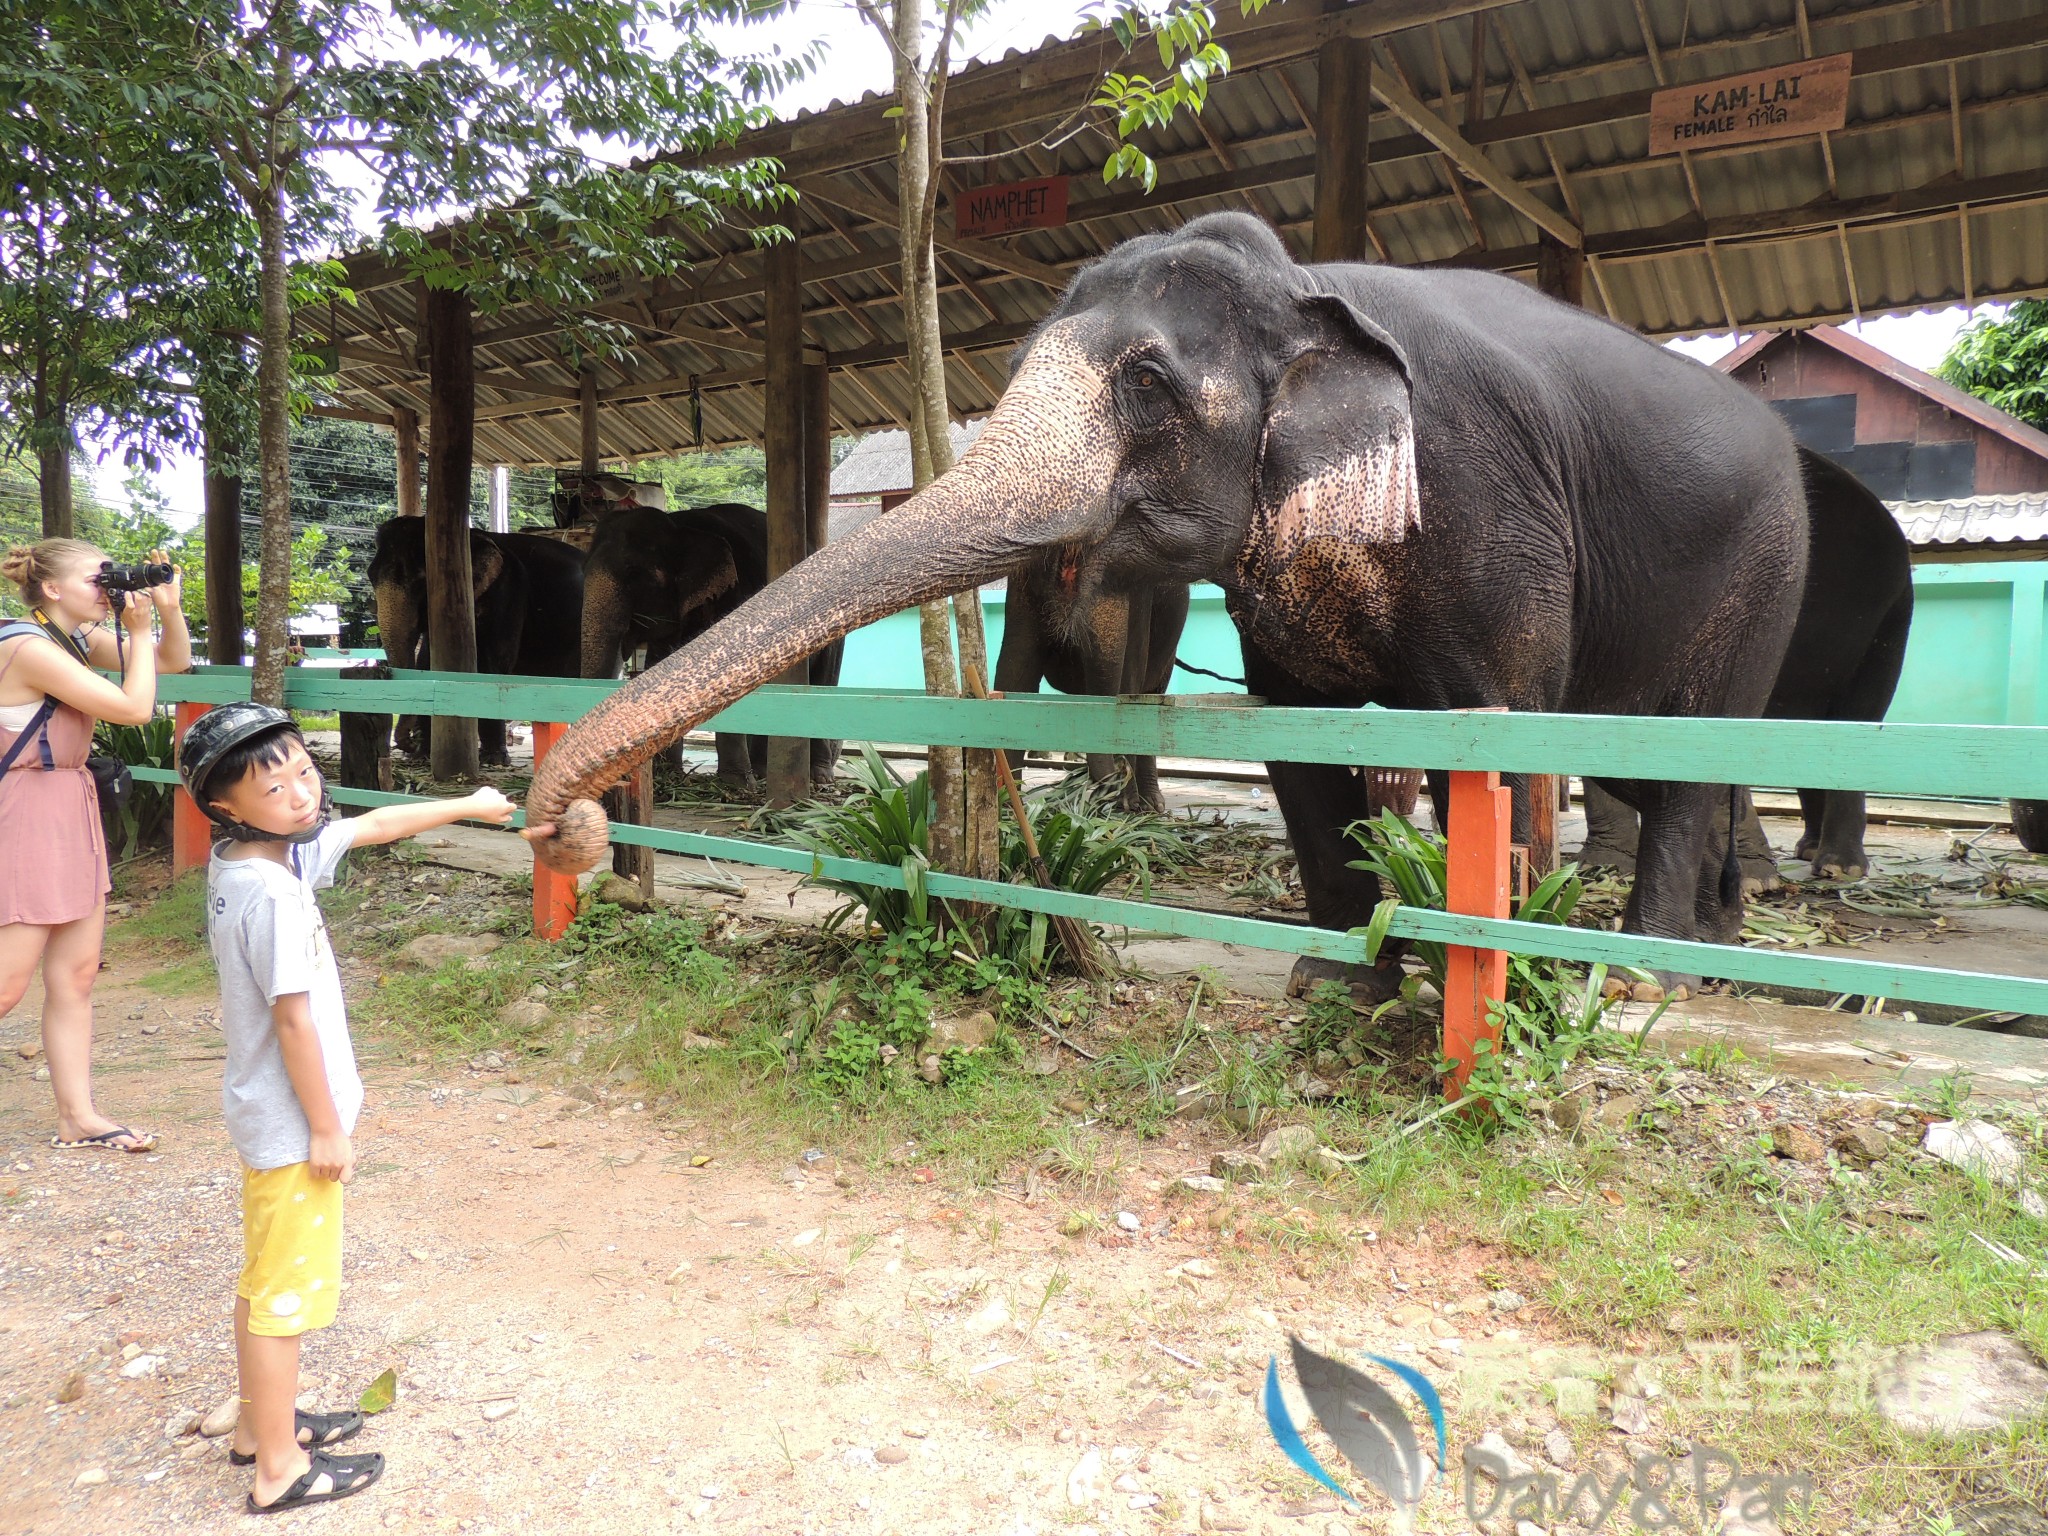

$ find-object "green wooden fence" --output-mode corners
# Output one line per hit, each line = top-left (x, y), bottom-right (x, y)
(137, 666), (2048, 1019)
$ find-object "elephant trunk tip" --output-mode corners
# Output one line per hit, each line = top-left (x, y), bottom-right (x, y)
(529, 795), (611, 876)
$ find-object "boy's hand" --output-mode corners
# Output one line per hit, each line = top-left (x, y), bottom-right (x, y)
(309, 1129), (354, 1184)
(465, 785), (518, 825)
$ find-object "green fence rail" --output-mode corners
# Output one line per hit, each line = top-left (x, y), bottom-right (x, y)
(139, 665), (2048, 1018)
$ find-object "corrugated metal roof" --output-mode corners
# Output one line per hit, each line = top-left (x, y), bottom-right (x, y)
(318, 0), (2048, 467)
(829, 421), (986, 497)
(1892, 495), (2048, 546)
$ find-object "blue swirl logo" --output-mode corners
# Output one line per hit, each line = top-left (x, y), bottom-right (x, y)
(1264, 1337), (1447, 1514)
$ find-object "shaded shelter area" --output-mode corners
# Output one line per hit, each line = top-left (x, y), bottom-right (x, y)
(271, 0), (2048, 798)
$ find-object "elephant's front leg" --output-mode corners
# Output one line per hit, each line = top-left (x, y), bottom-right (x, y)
(1578, 779), (1640, 873)
(716, 733), (759, 789)
(1621, 780), (1729, 993)
(1806, 790), (1872, 879)
(1078, 590), (1134, 800)
(479, 718), (510, 768)
(992, 592), (1047, 788)
(1269, 758), (1402, 1004)
(1732, 788), (1782, 893)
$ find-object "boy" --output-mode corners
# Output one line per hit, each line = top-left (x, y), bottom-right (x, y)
(177, 703), (542, 1514)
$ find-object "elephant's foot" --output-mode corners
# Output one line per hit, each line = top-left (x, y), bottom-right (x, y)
(1639, 970), (1697, 1004)
(481, 750), (512, 769)
(1117, 783), (1166, 816)
(1811, 849), (1870, 881)
(1739, 854), (1782, 896)
(1575, 838), (1637, 876)
(1285, 953), (1405, 1007)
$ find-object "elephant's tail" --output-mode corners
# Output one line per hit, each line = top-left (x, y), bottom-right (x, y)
(1719, 783), (1742, 910)
(1174, 656), (1246, 688)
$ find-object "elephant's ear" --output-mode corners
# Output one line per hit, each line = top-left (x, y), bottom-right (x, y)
(677, 541), (740, 617)
(471, 539), (507, 598)
(1249, 294), (1422, 569)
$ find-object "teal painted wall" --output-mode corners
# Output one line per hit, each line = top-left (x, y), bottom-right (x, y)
(841, 564), (2048, 727)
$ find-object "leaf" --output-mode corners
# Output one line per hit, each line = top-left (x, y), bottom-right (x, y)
(358, 1368), (398, 1414)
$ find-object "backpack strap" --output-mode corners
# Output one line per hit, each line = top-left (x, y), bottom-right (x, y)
(0, 620), (61, 774)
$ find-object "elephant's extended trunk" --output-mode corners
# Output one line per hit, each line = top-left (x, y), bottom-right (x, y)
(525, 323), (1115, 874)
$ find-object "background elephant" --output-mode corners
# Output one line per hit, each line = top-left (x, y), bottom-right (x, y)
(367, 517), (586, 767)
(523, 212), (1809, 1009)
(1579, 445), (1914, 884)
(581, 502), (842, 790)
(993, 555), (1190, 812)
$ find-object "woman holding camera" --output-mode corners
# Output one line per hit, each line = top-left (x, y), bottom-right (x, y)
(1, 538), (189, 1152)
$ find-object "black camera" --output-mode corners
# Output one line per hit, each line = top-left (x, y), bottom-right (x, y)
(96, 560), (173, 612)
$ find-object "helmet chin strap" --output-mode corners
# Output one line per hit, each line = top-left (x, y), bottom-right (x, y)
(208, 784), (335, 845)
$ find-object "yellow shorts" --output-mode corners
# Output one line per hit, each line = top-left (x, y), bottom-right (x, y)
(239, 1162), (343, 1338)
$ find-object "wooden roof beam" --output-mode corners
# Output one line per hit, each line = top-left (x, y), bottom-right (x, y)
(798, 181), (1069, 290)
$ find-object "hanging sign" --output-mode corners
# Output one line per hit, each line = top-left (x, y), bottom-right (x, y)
(954, 176), (1071, 239)
(1646, 52), (1853, 155)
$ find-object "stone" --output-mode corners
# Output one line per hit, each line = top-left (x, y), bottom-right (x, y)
(1066, 1448), (1104, 1507)
(593, 876), (652, 913)
(1543, 1428), (1575, 1470)
(964, 1299), (1012, 1338)
(496, 998), (552, 1035)
(932, 1011), (998, 1052)
(1210, 1150), (1267, 1182)
(1491, 1289), (1528, 1313)
(1112, 1472), (1143, 1494)
(1549, 1093), (1592, 1133)
(1116, 1211), (1141, 1233)
(1257, 1124), (1318, 1164)
(33, 1065), (49, 1082)
(165, 1410), (201, 1439)
(16, 1039), (39, 1060)
(1873, 1332), (2048, 1435)
(1176, 1259), (1218, 1280)
(1771, 1124), (1827, 1164)
(2022, 1188), (2048, 1222)
(1832, 1125), (1893, 1164)
(1923, 1120), (2025, 1186)
(1596, 1095), (1642, 1131)
(55, 1373), (85, 1405)
(875, 1446), (909, 1465)
(199, 1394), (240, 1437)
(399, 932), (503, 969)
(1390, 1303), (1434, 1330)
(1179, 1174), (1226, 1194)
(120, 1354), (161, 1378)
(530, 1135), (559, 1150)
(918, 1054), (943, 1085)
(481, 1399), (520, 1423)
(1609, 1393), (1654, 1435)
(74, 1468), (107, 1488)
(1198, 1503), (1251, 1532)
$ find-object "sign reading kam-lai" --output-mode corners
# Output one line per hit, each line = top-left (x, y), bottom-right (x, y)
(1647, 52), (1852, 154)
(954, 176), (1070, 239)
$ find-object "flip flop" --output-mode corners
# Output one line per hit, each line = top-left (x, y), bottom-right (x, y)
(247, 1449), (384, 1514)
(50, 1126), (156, 1153)
(231, 1409), (365, 1465)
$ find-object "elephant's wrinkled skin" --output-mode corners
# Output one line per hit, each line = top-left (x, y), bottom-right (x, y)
(581, 503), (842, 789)
(994, 556), (1190, 812)
(1580, 445), (1914, 884)
(524, 213), (1807, 998)
(368, 518), (586, 766)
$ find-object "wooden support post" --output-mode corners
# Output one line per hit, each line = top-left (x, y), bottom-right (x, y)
(1536, 234), (1586, 307)
(804, 361), (831, 560)
(531, 721), (578, 939)
(201, 421), (244, 665)
(425, 285), (480, 782)
(393, 406), (421, 518)
(763, 233), (809, 807)
(608, 759), (654, 894)
(172, 701), (213, 877)
(1311, 31), (1374, 264)
(1442, 766), (1511, 1097)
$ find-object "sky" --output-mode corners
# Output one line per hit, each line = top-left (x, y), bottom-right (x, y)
(88, 0), (2002, 526)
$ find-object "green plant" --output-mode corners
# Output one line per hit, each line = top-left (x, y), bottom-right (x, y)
(94, 709), (177, 860)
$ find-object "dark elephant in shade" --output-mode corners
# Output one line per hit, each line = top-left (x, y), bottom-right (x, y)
(1579, 445), (1914, 884)
(522, 213), (1808, 1004)
(367, 517), (586, 767)
(580, 502), (842, 790)
(993, 554), (1191, 812)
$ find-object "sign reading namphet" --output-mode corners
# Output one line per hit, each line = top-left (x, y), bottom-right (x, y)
(1646, 52), (1853, 155)
(954, 176), (1071, 239)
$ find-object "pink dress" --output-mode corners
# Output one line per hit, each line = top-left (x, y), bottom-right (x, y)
(0, 694), (110, 926)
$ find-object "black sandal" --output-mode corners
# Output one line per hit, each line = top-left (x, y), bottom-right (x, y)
(230, 1408), (365, 1465)
(247, 1448), (384, 1514)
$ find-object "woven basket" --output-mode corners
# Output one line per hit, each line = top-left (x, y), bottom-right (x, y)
(1363, 766), (1423, 818)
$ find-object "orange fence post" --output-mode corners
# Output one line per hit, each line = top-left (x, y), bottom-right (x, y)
(530, 720), (576, 940)
(171, 701), (213, 878)
(1442, 767), (1512, 1097)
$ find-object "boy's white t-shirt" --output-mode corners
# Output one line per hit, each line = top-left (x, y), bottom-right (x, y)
(206, 822), (363, 1170)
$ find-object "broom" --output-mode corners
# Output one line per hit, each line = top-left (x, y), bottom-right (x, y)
(961, 663), (1112, 984)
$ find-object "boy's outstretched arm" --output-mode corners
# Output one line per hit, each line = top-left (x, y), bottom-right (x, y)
(273, 992), (352, 1183)
(347, 785), (531, 849)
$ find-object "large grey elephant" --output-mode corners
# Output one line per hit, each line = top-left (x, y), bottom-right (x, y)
(367, 517), (586, 767)
(581, 502), (842, 790)
(1579, 445), (1914, 884)
(524, 213), (1808, 1001)
(993, 555), (1190, 813)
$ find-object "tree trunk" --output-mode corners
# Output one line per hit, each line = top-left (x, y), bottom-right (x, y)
(424, 284), (480, 782)
(202, 414), (244, 665)
(249, 137), (294, 708)
(33, 360), (73, 539)
(893, 0), (999, 883)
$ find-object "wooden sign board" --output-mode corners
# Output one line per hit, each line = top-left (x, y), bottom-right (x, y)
(1647, 52), (1853, 155)
(955, 176), (1070, 240)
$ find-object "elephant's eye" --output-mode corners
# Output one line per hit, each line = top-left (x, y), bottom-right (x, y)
(1133, 367), (1159, 389)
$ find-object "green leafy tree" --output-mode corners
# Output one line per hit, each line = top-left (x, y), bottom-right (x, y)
(1938, 299), (2048, 432)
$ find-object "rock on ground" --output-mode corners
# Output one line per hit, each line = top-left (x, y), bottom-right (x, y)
(398, 932), (504, 969)
(1873, 1331), (2048, 1435)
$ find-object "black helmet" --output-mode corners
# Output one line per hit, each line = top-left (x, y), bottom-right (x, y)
(176, 702), (331, 844)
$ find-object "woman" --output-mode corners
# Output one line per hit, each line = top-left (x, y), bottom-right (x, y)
(0, 538), (189, 1152)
